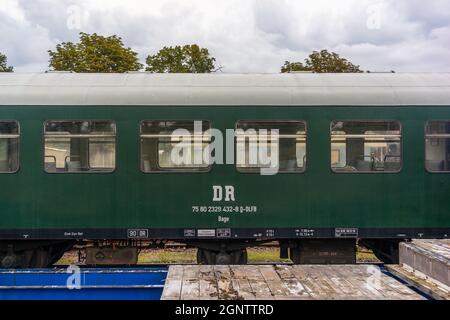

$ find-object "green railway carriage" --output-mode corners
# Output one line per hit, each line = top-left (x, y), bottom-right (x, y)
(0, 72), (449, 267)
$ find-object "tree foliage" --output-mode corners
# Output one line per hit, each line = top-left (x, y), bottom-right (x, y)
(48, 32), (143, 72)
(281, 50), (362, 73)
(281, 61), (309, 73)
(145, 44), (216, 73)
(0, 53), (13, 72)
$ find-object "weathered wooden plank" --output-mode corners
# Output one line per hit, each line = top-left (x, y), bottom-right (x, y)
(306, 266), (340, 298)
(313, 265), (347, 298)
(243, 265), (264, 281)
(274, 265), (295, 279)
(289, 265), (309, 280)
(166, 265), (184, 280)
(229, 266), (246, 279)
(282, 278), (310, 298)
(265, 280), (291, 298)
(377, 268), (422, 300)
(259, 265), (281, 282)
(387, 265), (447, 300)
(288, 266), (318, 297)
(352, 265), (391, 299)
(323, 265), (356, 297)
(214, 265), (232, 278)
(413, 240), (450, 261)
(298, 266), (330, 297)
(161, 265), (185, 300)
(348, 265), (388, 299)
(161, 279), (182, 300)
(335, 265), (380, 299)
(217, 279), (238, 300)
(181, 279), (200, 300)
(259, 266), (293, 298)
(183, 265), (201, 280)
(198, 265), (215, 280)
(289, 266), (319, 297)
(199, 279), (219, 300)
(216, 266), (239, 300)
(333, 266), (366, 299)
(249, 279), (274, 299)
(232, 279), (256, 300)
(162, 264), (425, 300)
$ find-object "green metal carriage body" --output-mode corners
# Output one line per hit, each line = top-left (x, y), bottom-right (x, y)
(0, 73), (449, 241)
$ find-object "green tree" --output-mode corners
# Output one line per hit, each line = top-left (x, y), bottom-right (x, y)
(145, 44), (216, 73)
(48, 32), (143, 72)
(281, 50), (362, 73)
(0, 53), (13, 72)
(281, 61), (310, 73)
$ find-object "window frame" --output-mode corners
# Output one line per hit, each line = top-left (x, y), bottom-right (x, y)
(330, 119), (403, 174)
(42, 119), (117, 174)
(424, 120), (450, 174)
(234, 120), (308, 174)
(0, 120), (20, 174)
(139, 120), (213, 173)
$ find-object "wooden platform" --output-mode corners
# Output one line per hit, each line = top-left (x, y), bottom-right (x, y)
(390, 239), (450, 300)
(161, 265), (424, 300)
(399, 240), (449, 288)
(387, 264), (450, 300)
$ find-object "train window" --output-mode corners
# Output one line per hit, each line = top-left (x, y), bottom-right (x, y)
(235, 121), (306, 173)
(140, 120), (212, 172)
(331, 121), (401, 173)
(425, 121), (450, 172)
(0, 121), (19, 173)
(44, 120), (116, 173)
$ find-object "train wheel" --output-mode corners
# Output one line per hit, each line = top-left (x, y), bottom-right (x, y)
(196, 248), (247, 265)
(196, 248), (207, 264)
(231, 249), (247, 264)
(29, 248), (52, 268)
(1, 253), (17, 268)
(0, 241), (75, 268)
(289, 247), (301, 264)
(359, 239), (401, 264)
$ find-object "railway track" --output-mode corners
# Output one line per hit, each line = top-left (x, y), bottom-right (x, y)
(61, 241), (378, 266)
(153, 241), (281, 249)
(55, 261), (297, 268)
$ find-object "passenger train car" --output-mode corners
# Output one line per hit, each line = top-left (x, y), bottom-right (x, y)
(0, 72), (449, 267)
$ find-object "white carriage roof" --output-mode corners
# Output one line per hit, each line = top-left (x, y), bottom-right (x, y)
(0, 72), (449, 106)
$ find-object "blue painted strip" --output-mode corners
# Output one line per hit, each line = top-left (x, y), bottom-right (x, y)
(0, 267), (168, 300)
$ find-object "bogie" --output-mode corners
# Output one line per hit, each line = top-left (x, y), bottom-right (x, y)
(0, 241), (75, 268)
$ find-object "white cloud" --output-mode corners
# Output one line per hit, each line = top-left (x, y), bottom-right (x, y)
(0, 0), (448, 72)
(0, 0), (25, 22)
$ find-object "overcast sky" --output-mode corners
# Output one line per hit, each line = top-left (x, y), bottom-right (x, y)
(1, 0), (449, 73)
